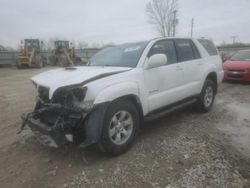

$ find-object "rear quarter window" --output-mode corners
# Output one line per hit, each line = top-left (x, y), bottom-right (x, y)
(198, 39), (218, 56)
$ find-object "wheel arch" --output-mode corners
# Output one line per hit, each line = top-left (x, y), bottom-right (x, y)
(205, 72), (218, 94)
(111, 94), (144, 124)
(81, 94), (144, 149)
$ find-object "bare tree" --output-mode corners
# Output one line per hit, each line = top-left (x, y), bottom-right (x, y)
(146, 0), (178, 37)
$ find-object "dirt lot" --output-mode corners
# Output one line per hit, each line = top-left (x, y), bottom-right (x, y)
(0, 67), (249, 188)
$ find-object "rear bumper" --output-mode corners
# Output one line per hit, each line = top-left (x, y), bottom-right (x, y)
(224, 71), (250, 81)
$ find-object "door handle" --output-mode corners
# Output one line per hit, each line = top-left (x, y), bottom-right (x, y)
(197, 61), (202, 66)
(175, 65), (183, 71)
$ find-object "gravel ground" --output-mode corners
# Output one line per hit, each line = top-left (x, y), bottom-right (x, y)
(0, 67), (249, 188)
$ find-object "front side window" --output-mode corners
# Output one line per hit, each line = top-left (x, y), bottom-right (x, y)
(89, 42), (148, 68)
(148, 40), (177, 64)
(175, 39), (200, 62)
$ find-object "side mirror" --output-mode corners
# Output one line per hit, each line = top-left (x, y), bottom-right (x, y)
(146, 54), (167, 69)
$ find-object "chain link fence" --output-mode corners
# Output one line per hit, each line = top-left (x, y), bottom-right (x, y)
(0, 48), (100, 66)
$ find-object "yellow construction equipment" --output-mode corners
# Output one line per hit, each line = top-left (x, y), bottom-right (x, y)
(49, 40), (83, 66)
(17, 39), (45, 69)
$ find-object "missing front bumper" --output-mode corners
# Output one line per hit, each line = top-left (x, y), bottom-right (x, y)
(21, 114), (69, 147)
(20, 101), (109, 149)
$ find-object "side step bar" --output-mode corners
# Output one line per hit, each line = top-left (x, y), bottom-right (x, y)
(145, 98), (197, 121)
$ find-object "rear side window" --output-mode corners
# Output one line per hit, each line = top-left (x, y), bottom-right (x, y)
(174, 39), (201, 62)
(198, 39), (218, 56)
(148, 40), (177, 64)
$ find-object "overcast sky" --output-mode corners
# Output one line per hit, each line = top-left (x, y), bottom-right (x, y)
(0, 0), (250, 48)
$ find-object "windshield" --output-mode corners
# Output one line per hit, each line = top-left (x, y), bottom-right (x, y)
(55, 41), (69, 49)
(26, 41), (39, 50)
(89, 42), (148, 68)
(230, 51), (250, 61)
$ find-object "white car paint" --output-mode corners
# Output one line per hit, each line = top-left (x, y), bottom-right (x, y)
(31, 38), (223, 116)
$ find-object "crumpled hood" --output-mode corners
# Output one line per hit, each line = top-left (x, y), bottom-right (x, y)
(32, 66), (132, 98)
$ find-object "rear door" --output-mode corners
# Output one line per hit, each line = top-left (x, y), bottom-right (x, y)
(174, 39), (203, 96)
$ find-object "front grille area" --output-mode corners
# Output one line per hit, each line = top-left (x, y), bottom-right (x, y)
(228, 69), (245, 72)
(38, 86), (50, 102)
(228, 73), (244, 79)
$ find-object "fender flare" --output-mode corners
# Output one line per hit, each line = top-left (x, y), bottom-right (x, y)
(80, 102), (109, 148)
(80, 82), (141, 147)
(198, 66), (218, 92)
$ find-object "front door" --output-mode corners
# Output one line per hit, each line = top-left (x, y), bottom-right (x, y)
(144, 39), (184, 112)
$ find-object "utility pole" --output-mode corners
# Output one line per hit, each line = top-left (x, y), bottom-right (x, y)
(191, 18), (194, 37)
(173, 10), (177, 37)
(231, 36), (237, 44)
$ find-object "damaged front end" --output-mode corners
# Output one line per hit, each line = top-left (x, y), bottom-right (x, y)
(20, 85), (95, 148)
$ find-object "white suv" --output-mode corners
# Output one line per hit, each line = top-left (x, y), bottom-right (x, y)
(21, 38), (224, 155)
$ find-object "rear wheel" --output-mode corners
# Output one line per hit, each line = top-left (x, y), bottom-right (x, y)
(34, 55), (43, 68)
(195, 79), (216, 112)
(98, 99), (139, 156)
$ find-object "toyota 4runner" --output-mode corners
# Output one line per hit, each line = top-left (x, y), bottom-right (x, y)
(21, 38), (224, 155)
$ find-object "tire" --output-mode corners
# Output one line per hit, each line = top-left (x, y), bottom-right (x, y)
(34, 55), (43, 68)
(195, 79), (216, 112)
(17, 63), (22, 69)
(98, 99), (140, 156)
(59, 55), (68, 67)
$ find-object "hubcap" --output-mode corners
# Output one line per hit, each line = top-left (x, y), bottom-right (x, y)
(109, 111), (133, 145)
(204, 86), (213, 107)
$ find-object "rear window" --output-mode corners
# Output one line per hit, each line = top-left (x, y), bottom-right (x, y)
(174, 39), (201, 62)
(198, 39), (218, 56)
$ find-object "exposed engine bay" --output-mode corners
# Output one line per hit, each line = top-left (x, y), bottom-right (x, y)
(20, 85), (93, 147)
(19, 66), (131, 148)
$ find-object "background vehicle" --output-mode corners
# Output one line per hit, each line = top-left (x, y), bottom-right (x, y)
(223, 50), (250, 81)
(17, 39), (45, 68)
(49, 40), (84, 66)
(21, 38), (223, 156)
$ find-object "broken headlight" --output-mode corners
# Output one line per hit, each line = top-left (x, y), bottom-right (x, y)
(72, 87), (87, 102)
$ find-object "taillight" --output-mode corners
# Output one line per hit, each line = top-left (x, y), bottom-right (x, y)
(246, 68), (250, 72)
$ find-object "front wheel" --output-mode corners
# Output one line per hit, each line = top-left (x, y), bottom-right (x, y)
(195, 79), (216, 112)
(98, 99), (139, 156)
